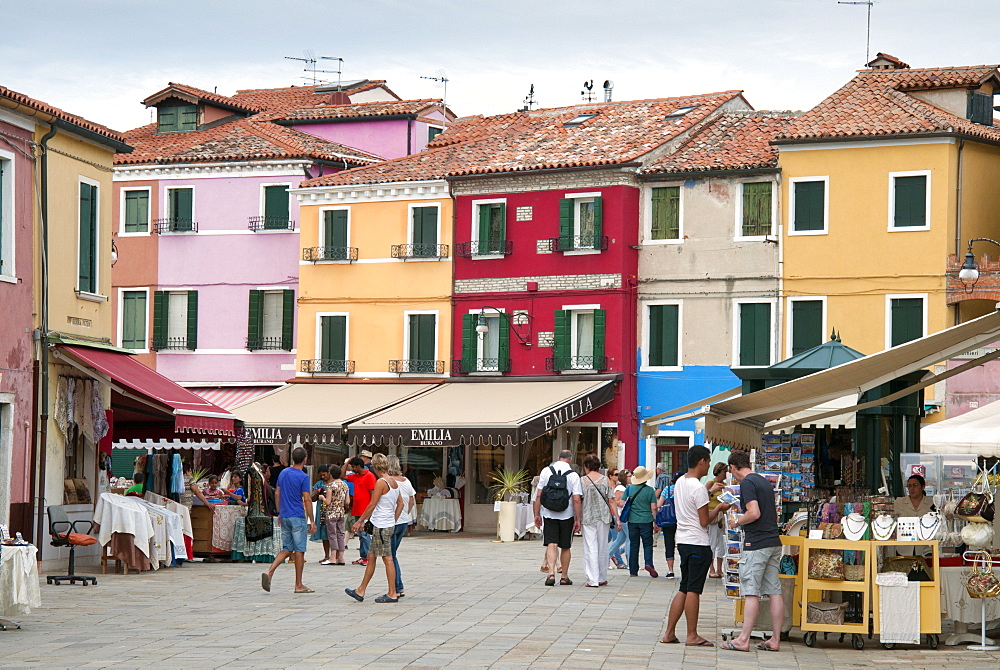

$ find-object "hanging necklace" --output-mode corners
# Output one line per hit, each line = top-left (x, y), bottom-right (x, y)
(872, 514), (896, 541)
(917, 513), (941, 541)
(842, 513), (868, 541)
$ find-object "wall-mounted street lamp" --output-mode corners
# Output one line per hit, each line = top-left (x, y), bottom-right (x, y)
(475, 306), (533, 346)
(958, 237), (1000, 293)
(111, 239), (119, 267)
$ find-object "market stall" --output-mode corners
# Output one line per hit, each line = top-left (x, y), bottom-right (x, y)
(0, 543), (40, 630)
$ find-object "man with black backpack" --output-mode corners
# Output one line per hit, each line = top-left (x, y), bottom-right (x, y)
(533, 450), (583, 586)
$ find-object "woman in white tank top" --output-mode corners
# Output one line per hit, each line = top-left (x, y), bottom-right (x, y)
(345, 454), (403, 603)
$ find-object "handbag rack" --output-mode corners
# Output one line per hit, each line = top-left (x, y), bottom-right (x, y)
(961, 551), (1000, 652)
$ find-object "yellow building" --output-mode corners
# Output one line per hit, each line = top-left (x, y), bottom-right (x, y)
(776, 55), (1000, 366)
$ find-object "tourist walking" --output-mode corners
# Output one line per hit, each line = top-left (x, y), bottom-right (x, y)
(533, 450), (583, 586)
(321, 464), (350, 565)
(721, 450), (784, 652)
(707, 461), (728, 578)
(580, 454), (617, 587)
(387, 455), (415, 597)
(348, 456), (377, 565)
(310, 464), (331, 561)
(657, 471), (683, 578)
(661, 445), (731, 645)
(624, 466), (659, 578)
(260, 447), (316, 594)
(608, 469), (630, 569)
(345, 453), (404, 603)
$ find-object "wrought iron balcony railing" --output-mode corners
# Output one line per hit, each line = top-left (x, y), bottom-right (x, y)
(249, 216), (295, 231)
(451, 358), (512, 374)
(391, 243), (449, 260)
(389, 359), (445, 374)
(151, 336), (192, 351)
(301, 359), (355, 374)
(545, 355), (607, 372)
(547, 235), (609, 252)
(153, 218), (198, 234)
(455, 240), (513, 257)
(302, 246), (359, 262)
(247, 336), (291, 351)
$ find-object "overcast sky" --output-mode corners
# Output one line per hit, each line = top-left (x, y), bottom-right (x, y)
(3, 0), (1000, 134)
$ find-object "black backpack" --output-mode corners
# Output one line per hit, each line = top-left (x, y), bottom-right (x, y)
(540, 465), (570, 512)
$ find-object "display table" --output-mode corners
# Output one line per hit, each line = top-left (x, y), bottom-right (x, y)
(940, 565), (1000, 645)
(94, 493), (157, 571)
(514, 504), (534, 539)
(231, 517), (282, 563)
(420, 498), (461, 532)
(190, 505), (247, 554)
(0, 545), (40, 628)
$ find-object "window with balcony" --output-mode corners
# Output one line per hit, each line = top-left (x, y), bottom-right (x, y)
(302, 314), (352, 373)
(119, 290), (148, 351)
(736, 301), (772, 367)
(550, 308), (606, 371)
(558, 195), (605, 251)
(152, 290), (197, 350)
(157, 187), (196, 233)
(123, 189), (149, 234)
(740, 182), (772, 237)
(248, 289), (293, 350)
(78, 180), (98, 294)
(789, 298), (824, 356)
(458, 312), (510, 373)
(409, 206), (441, 258)
(649, 186), (680, 241)
(463, 201), (510, 257)
(157, 104), (197, 133)
(250, 185), (293, 231)
(392, 313), (441, 373)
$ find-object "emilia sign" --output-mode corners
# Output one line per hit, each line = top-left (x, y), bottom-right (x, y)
(409, 428), (453, 446)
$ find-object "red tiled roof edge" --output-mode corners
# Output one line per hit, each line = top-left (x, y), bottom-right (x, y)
(0, 84), (128, 146)
(142, 82), (264, 113)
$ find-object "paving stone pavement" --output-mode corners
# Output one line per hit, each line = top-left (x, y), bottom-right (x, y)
(5, 533), (1000, 669)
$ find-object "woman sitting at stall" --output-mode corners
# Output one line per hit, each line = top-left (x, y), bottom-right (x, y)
(893, 474), (936, 517)
(224, 472), (247, 506)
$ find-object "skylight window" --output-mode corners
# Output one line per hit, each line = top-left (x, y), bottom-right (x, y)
(665, 105), (698, 119)
(564, 113), (598, 127)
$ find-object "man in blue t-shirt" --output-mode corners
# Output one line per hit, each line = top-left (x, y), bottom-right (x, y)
(261, 446), (315, 594)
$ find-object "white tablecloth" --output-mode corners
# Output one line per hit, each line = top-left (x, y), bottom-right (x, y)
(941, 565), (1000, 625)
(514, 504), (534, 538)
(134, 498), (187, 561)
(420, 498), (461, 532)
(94, 493), (157, 566)
(0, 545), (40, 616)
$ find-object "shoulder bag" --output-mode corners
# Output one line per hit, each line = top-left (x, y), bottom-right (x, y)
(655, 490), (677, 527)
(619, 486), (639, 524)
(584, 476), (615, 519)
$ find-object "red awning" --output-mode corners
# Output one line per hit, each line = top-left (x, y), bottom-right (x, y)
(188, 385), (279, 410)
(54, 345), (236, 436)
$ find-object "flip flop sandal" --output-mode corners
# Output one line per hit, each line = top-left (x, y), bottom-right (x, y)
(544, 575), (556, 586)
(295, 588), (315, 593)
(686, 639), (715, 647)
(720, 641), (748, 651)
(659, 637), (680, 644)
(344, 588), (364, 602)
(559, 577), (573, 585)
(756, 642), (779, 652)
(260, 572), (271, 592)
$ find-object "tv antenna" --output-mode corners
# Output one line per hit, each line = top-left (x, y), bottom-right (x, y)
(421, 69), (449, 110)
(521, 84), (538, 111)
(838, 0), (875, 65)
(320, 56), (344, 90)
(285, 50), (319, 84)
(581, 80), (595, 103)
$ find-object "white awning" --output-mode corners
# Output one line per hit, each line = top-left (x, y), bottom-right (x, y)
(921, 400), (1000, 457)
(765, 395), (858, 433)
(113, 439), (221, 450)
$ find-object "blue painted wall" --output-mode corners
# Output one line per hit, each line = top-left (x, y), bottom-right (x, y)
(637, 364), (741, 442)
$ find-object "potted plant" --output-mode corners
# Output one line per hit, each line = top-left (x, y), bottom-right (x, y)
(489, 468), (530, 542)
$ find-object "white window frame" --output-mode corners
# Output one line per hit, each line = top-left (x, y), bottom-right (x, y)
(643, 183), (684, 246)
(405, 202), (442, 261)
(470, 198), (506, 260)
(402, 309), (440, 369)
(259, 182), (294, 225)
(119, 186), (151, 237)
(786, 296), (828, 359)
(117, 287), (150, 353)
(562, 302), (601, 370)
(734, 179), (778, 240)
(469, 307), (505, 372)
(162, 184), (196, 232)
(0, 149), (15, 282)
(788, 176), (829, 236)
(314, 311), (350, 373)
(884, 293), (928, 350)
(77, 175), (102, 299)
(732, 298), (777, 368)
(317, 205), (352, 263)
(563, 191), (603, 256)
(641, 299), (683, 371)
(256, 287), (289, 344)
(887, 170), (932, 232)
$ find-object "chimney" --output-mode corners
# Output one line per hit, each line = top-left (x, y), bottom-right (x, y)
(326, 91), (350, 105)
(603, 80), (614, 102)
(866, 53), (910, 71)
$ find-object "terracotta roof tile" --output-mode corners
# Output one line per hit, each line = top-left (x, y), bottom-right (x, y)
(302, 91), (746, 187)
(642, 111), (797, 174)
(778, 64), (1000, 142)
(0, 84), (128, 146)
(115, 118), (383, 166)
(142, 82), (263, 113)
(232, 81), (392, 111)
(274, 98), (446, 122)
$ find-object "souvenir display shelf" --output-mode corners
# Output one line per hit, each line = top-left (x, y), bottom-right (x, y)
(870, 540), (941, 649)
(799, 538), (872, 649)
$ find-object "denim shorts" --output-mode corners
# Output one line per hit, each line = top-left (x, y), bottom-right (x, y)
(281, 516), (308, 553)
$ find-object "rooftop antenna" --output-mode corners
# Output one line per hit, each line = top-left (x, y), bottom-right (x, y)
(320, 56), (344, 91)
(520, 84), (538, 111)
(285, 49), (319, 84)
(421, 69), (449, 111)
(581, 80), (595, 103)
(838, 0), (875, 65)
(603, 80), (614, 103)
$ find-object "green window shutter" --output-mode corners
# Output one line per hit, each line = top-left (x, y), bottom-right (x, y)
(124, 190), (149, 233)
(890, 298), (923, 347)
(178, 105), (198, 130)
(158, 106), (178, 132)
(648, 304), (679, 367)
(79, 183), (97, 293)
(739, 303), (771, 366)
(409, 314), (436, 361)
(186, 290), (198, 350)
(477, 205), (491, 254)
(321, 316), (347, 361)
(412, 207), (437, 246)
(169, 188), (194, 230)
(462, 313), (477, 372)
(247, 290), (263, 349)
(263, 186), (289, 228)
(791, 300), (823, 356)
(498, 314), (511, 370)
(558, 198), (573, 247)
(122, 291), (147, 349)
(111, 448), (137, 477)
(592, 196), (603, 247)
(742, 182), (772, 236)
(152, 290), (168, 349)
(968, 92), (993, 125)
(324, 210), (348, 248)
(281, 290), (294, 350)
(592, 308), (606, 368)
(553, 310), (570, 367)
(893, 176), (927, 228)
(793, 181), (825, 232)
(428, 126), (443, 142)
(650, 187), (680, 240)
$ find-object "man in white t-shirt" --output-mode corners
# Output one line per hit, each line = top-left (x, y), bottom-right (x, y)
(533, 450), (583, 586)
(660, 445), (731, 646)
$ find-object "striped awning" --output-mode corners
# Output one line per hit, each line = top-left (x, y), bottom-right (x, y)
(188, 386), (280, 410)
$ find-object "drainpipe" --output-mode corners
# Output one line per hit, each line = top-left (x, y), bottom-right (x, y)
(954, 139), (965, 326)
(35, 124), (57, 558)
(406, 118), (412, 156)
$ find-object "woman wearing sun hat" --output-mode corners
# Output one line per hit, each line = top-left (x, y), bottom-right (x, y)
(625, 465), (660, 577)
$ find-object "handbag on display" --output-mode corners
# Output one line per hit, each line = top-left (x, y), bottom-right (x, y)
(779, 552), (798, 576)
(955, 468), (995, 523)
(808, 549), (845, 580)
(965, 552), (1000, 599)
(961, 521), (995, 549)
